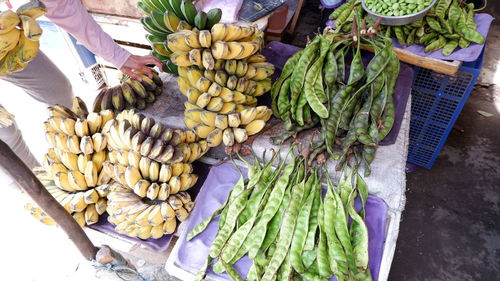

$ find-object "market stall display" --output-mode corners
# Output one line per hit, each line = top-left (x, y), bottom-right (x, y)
(92, 68), (164, 112)
(137, 0), (223, 74)
(14, 0), (493, 279)
(167, 23), (275, 147)
(26, 98), (114, 226)
(0, 0), (47, 75)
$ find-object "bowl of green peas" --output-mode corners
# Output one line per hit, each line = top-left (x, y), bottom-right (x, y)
(362, 0), (438, 26)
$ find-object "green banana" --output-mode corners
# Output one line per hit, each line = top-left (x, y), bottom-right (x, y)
(180, 0), (197, 25)
(168, 0), (184, 20)
(150, 10), (169, 31)
(141, 19), (169, 37)
(162, 59), (178, 74)
(151, 50), (169, 61)
(137, 1), (152, 14)
(163, 10), (181, 32)
(194, 11), (207, 30)
(206, 8), (222, 29)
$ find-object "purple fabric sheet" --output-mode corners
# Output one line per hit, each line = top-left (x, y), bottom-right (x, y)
(173, 163), (388, 281)
(89, 162), (211, 252)
(328, 14), (493, 62)
(261, 41), (413, 145)
(392, 14), (493, 62)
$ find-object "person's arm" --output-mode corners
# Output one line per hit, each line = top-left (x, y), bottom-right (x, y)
(42, 0), (162, 79)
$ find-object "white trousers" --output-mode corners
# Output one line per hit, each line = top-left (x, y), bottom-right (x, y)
(0, 51), (74, 190)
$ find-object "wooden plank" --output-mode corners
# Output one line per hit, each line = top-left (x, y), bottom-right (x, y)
(333, 36), (462, 75)
(288, 0), (305, 34)
(393, 48), (462, 76)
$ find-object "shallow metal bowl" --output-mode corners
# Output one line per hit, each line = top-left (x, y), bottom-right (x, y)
(362, 0), (438, 26)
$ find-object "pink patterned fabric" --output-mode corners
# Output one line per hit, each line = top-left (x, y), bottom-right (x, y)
(42, 0), (131, 68)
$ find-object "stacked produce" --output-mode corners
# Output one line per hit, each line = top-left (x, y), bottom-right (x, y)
(137, 0), (222, 73)
(272, 15), (400, 175)
(0, 0), (47, 75)
(29, 97), (114, 226)
(101, 109), (208, 239)
(92, 68), (163, 113)
(188, 149), (372, 281)
(167, 23), (272, 147)
(331, 0), (485, 55)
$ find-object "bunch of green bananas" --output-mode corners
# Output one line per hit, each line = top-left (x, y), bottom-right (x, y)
(92, 68), (163, 113)
(0, 0), (47, 75)
(102, 109), (208, 239)
(29, 97), (115, 227)
(137, 0), (222, 74)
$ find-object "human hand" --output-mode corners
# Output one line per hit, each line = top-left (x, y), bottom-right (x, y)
(120, 55), (163, 81)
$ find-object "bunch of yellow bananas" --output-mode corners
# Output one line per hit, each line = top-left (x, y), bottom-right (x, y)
(106, 182), (194, 239)
(138, 0), (222, 74)
(101, 109), (207, 239)
(167, 23), (264, 67)
(93, 68), (163, 113)
(0, 0), (47, 75)
(167, 24), (273, 147)
(26, 168), (110, 227)
(28, 97), (115, 227)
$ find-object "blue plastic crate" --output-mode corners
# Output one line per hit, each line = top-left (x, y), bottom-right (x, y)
(407, 47), (485, 168)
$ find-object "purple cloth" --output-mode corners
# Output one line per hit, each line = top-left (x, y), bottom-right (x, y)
(392, 14), (493, 62)
(173, 163), (388, 281)
(320, 0), (346, 9)
(261, 41), (413, 145)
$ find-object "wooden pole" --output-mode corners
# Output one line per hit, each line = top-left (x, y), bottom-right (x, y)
(0, 140), (98, 261)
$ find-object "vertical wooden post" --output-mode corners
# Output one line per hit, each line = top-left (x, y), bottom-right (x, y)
(0, 140), (98, 261)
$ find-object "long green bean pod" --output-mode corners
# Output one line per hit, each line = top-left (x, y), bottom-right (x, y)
(247, 156), (296, 259)
(261, 178), (305, 281)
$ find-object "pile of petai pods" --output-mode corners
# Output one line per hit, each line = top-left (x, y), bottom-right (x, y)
(187, 148), (372, 281)
(331, 0), (485, 56)
(271, 15), (399, 176)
